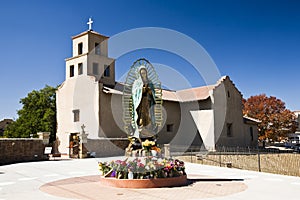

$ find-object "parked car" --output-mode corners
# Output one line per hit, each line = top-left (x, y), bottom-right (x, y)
(265, 143), (294, 152)
(291, 144), (300, 153)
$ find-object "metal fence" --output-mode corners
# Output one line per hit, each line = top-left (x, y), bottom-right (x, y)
(171, 145), (300, 177)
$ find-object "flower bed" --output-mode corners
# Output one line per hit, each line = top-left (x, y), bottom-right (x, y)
(98, 157), (187, 188)
(99, 157), (186, 179)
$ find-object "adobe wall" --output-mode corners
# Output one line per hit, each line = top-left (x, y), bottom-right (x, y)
(0, 138), (47, 165)
(99, 86), (126, 138)
(86, 138), (129, 157)
(56, 75), (100, 155)
(214, 77), (258, 148)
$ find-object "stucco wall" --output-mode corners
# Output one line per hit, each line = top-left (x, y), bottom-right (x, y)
(197, 98), (212, 110)
(99, 86), (126, 138)
(65, 55), (88, 79)
(87, 55), (115, 85)
(243, 122), (259, 147)
(214, 77), (257, 147)
(56, 75), (99, 154)
(171, 101), (200, 147)
(86, 138), (129, 157)
(70, 31), (115, 85)
(0, 139), (47, 165)
(72, 34), (89, 56)
(87, 33), (108, 57)
(157, 100), (181, 144)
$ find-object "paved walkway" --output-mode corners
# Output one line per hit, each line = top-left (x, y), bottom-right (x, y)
(1, 157), (300, 200)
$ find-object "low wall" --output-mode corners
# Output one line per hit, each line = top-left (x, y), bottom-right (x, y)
(86, 138), (130, 157)
(177, 153), (300, 177)
(0, 138), (47, 165)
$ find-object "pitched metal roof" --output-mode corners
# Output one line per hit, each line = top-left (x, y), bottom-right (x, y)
(103, 76), (230, 102)
(243, 115), (261, 123)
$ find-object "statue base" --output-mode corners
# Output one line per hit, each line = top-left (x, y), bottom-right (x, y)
(125, 149), (161, 157)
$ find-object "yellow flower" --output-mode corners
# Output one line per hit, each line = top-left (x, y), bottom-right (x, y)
(142, 139), (155, 147)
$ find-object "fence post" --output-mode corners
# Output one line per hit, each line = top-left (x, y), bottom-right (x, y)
(257, 147), (261, 172)
(219, 147), (222, 167)
(190, 148), (193, 163)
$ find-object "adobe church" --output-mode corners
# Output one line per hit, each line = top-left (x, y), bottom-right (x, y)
(56, 22), (259, 158)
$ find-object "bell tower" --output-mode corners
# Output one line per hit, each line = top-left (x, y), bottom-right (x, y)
(65, 18), (115, 86)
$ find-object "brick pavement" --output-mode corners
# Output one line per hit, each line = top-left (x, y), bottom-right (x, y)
(40, 175), (247, 200)
(1, 158), (300, 200)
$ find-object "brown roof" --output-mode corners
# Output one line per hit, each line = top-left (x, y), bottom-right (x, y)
(161, 90), (178, 102)
(160, 85), (215, 102)
(103, 84), (216, 102)
(103, 76), (229, 102)
(176, 85), (216, 102)
(163, 76), (232, 102)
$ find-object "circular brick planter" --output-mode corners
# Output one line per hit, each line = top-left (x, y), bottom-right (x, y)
(100, 175), (187, 188)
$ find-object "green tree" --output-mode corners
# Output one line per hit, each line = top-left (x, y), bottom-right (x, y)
(4, 85), (57, 143)
(243, 94), (297, 141)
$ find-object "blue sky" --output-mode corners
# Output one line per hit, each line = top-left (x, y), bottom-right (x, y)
(0, 0), (299, 120)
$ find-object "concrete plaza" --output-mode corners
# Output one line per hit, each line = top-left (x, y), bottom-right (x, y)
(1, 157), (300, 200)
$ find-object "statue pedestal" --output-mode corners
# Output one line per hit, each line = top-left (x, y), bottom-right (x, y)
(126, 149), (160, 157)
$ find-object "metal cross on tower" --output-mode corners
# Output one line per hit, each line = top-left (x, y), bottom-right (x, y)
(87, 17), (93, 30)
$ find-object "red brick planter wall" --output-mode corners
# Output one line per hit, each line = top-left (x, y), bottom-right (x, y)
(100, 175), (187, 188)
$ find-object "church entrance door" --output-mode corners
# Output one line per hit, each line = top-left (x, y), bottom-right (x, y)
(69, 133), (80, 158)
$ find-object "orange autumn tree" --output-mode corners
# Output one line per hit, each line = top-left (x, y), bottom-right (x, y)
(243, 94), (297, 141)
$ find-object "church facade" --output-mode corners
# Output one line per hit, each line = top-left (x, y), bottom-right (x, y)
(56, 28), (258, 157)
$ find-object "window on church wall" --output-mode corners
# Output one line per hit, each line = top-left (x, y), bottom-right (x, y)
(95, 43), (100, 55)
(93, 63), (99, 75)
(73, 110), (80, 122)
(227, 123), (232, 137)
(104, 65), (110, 77)
(70, 65), (74, 77)
(78, 43), (83, 55)
(78, 63), (83, 75)
(167, 124), (174, 132)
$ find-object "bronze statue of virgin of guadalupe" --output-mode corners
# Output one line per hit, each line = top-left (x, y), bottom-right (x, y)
(123, 59), (163, 150)
(133, 67), (156, 137)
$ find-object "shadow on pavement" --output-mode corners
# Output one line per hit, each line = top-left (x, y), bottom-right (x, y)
(187, 178), (244, 186)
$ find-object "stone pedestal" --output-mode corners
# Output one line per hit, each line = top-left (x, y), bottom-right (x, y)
(164, 144), (170, 158)
(79, 143), (88, 159)
(79, 128), (89, 159)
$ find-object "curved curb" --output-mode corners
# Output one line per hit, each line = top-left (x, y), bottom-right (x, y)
(100, 175), (187, 188)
